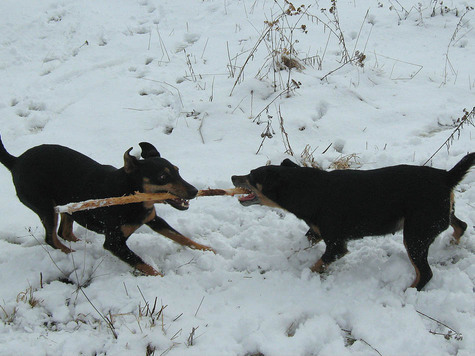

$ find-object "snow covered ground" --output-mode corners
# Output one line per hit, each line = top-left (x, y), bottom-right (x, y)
(0, 0), (473, 354)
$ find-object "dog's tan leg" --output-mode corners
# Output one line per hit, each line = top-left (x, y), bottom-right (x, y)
(135, 263), (163, 276)
(403, 234), (431, 291)
(156, 227), (215, 252)
(58, 213), (80, 242)
(450, 213), (467, 245)
(310, 259), (326, 273)
(310, 240), (347, 274)
(45, 212), (74, 254)
(407, 257), (421, 289)
(146, 215), (215, 253)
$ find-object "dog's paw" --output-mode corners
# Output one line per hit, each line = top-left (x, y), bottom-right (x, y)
(60, 232), (80, 242)
(135, 263), (163, 276)
(200, 245), (217, 254)
(450, 235), (461, 245)
(191, 243), (216, 254)
(53, 240), (75, 254)
(309, 259), (326, 273)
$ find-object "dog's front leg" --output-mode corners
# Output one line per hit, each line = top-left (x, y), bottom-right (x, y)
(103, 230), (162, 276)
(304, 222), (323, 245)
(146, 215), (215, 253)
(310, 239), (348, 273)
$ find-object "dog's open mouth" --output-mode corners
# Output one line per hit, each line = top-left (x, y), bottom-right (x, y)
(231, 174), (260, 207)
(165, 197), (190, 210)
(238, 193), (259, 206)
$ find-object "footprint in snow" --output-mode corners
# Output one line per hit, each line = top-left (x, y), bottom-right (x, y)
(174, 33), (201, 53)
(184, 33), (200, 45)
(139, 88), (165, 96)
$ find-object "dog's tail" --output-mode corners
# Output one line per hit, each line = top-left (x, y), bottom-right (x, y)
(0, 135), (17, 171)
(447, 152), (475, 189)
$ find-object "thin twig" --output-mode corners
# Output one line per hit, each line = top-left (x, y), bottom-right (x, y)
(342, 329), (382, 356)
(176, 257), (196, 270)
(187, 326), (199, 346)
(423, 107), (474, 165)
(231, 95), (248, 114)
(79, 284), (117, 338)
(172, 313), (183, 322)
(209, 76), (215, 102)
(226, 41), (235, 78)
(194, 296), (205, 317)
(372, 52), (423, 80)
(252, 88), (290, 123)
(156, 26), (170, 62)
(170, 328), (182, 341)
(351, 9), (369, 58)
(278, 105), (294, 155)
(321, 143), (333, 154)
(416, 310), (463, 340)
(26, 228), (67, 276)
(201, 37), (209, 59)
(320, 61), (350, 81)
(71, 249), (118, 339)
(443, 9), (472, 85)
(230, 19), (281, 96)
(198, 113), (207, 144)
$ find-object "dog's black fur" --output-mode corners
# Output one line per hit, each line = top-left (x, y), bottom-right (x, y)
(0, 136), (213, 276)
(232, 154), (474, 290)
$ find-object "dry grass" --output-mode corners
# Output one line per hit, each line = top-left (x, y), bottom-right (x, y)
(16, 286), (42, 308)
(300, 144), (321, 168)
(329, 153), (361, 170)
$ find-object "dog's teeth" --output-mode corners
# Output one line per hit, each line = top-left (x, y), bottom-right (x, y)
(239, 193), (256, 202)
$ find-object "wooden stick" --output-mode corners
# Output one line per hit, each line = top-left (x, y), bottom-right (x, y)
(54, 188), (250, 214)
(196, 188), (249, 197)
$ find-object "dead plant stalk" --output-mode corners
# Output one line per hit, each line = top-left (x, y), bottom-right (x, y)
(423, 107), (474, 165)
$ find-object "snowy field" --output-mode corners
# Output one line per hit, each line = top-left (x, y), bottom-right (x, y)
(0, 0), (474, 355)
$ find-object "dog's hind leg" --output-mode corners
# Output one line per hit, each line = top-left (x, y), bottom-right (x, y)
(40, 210), (74, 253)
(402, 215), (444, 291)
(58, 213), (80, 242)
(310, 239), (348, 273)
(450, 211), (467, 245)
(103, 230), (162, 276)
(403, 234), (432, 291)
(403, 201), (450, 290)
(449, 193), (467, 244)
(146, 215), (215, 253)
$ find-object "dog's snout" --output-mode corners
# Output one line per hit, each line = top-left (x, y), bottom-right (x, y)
(187, 185), (198, 199)
(232, 175), (246, 186)
(178, 177), (198, 199)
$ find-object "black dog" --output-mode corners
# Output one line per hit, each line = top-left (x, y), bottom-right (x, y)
(0, 136), (213, 276)
(232, 154), (474, 290)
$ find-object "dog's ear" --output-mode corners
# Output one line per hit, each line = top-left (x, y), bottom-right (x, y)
(124, 147), (139, 173)
(280, 159), (299, 168)
(139, 142), (161, 158)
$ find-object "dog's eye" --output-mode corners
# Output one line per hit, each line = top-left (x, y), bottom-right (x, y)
(159, 173), (168, 181)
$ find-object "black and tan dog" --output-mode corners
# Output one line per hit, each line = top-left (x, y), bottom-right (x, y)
(0, 136), (213, 276)
(232, 154), (474, 290)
